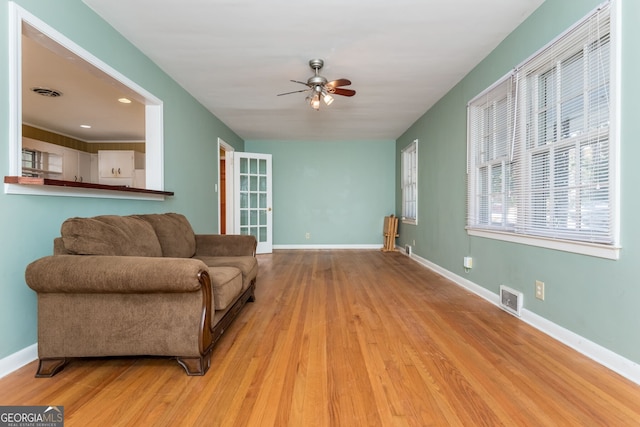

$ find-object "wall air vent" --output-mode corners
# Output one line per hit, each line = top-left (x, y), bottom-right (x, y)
(499, 285), (523, 317)
(31, 87), (63, 97)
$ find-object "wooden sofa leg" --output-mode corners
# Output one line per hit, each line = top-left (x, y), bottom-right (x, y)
(35, 358), (67, 378)
(176, 353), (211, 376)
(247, 281), (257, 302)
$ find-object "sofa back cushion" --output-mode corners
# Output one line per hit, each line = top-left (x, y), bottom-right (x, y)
(61, 215), (163, 257)
(136, 213), (196, 258)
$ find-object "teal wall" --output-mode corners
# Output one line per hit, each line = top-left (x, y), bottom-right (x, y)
(245, 140), (396, 245)
(396, 0), (640, 364)
(0, 0), (243, 359)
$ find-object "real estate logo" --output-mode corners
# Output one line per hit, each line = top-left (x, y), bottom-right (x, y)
(0, 406), (63, 427)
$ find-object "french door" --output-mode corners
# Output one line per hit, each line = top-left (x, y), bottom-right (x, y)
(234, 152), (272, 254)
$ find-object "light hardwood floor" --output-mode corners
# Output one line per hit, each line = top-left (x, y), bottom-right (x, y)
(1, 250), (639, 426)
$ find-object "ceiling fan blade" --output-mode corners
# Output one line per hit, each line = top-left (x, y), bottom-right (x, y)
(331, 87), (356, 97)
(290, 80), (310, 86)
(277, 88), (311, 96)
(326, 78), (351, 88)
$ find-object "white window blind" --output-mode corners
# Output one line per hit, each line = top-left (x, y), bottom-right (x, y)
(467, 2), (615, 248)
(402, 140), (418, 223)
(467, 77), (516, 229)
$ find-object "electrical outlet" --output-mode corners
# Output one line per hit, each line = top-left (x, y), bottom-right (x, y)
(305, 232), (310, 240)
(535, 280), (545, 300)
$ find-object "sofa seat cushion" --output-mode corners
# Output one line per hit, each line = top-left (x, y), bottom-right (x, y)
(209, 267), (242, 311)
(136, 213), (196, 258)
(195, 256), (258, 291)
(61, 215), (162, 257)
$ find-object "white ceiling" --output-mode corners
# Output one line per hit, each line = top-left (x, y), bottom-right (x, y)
(35, 0), (546, 142)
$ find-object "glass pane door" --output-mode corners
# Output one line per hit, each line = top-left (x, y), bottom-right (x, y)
(234, 152), (272, 254)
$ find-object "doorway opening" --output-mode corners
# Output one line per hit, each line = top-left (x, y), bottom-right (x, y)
(218, 138), (234, 234)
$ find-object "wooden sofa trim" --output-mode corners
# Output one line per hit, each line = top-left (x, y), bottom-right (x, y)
(176, 278), (256, 375)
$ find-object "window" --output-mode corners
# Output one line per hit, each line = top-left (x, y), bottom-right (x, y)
(467, 2), (618, 259)
(401, 139), (418, 224)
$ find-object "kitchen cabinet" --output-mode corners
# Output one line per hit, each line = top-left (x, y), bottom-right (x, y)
(62, 148), (92, 183)
(98, 150), (145, 187)
(78, 151), (92, 183)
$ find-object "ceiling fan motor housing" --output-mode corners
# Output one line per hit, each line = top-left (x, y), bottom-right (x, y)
(308, 75), (327, 86)
(309, 59), (324, 70)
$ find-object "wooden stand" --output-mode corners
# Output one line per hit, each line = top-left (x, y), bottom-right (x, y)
(382, 215), (399, 252)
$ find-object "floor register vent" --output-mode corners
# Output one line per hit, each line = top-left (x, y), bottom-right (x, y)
(499, 285), (523, 317)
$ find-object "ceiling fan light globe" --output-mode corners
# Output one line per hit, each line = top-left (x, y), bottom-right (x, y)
(323, 93), (334, 105)
(311, 94), (320, 110)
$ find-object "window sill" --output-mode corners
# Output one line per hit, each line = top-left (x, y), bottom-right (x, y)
(466, 228), (620, 260)
(4, 176), (173, 201)
(402, 218), (417, 226)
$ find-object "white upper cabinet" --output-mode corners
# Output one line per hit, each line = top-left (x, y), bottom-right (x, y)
(98, 150), (145, 187)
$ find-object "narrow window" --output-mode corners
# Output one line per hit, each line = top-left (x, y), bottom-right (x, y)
(401, 140), (418, 224)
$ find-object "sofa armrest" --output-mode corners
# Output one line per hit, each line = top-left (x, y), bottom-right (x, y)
(25, 255), (210, 294)
(195, 234), (257, 257)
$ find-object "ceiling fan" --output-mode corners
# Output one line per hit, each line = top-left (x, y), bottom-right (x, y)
(277, 59), (356, 110)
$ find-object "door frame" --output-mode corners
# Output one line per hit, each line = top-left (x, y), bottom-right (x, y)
(217, 138), (235, 234)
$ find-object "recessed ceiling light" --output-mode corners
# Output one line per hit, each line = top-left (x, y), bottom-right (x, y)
(80, 124), (91, 129)
(118, 97), (132, 104)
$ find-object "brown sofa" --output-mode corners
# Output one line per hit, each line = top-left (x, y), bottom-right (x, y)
(25, 213), (258, 377)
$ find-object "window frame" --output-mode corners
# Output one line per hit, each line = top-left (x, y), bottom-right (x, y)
(401, 139), (418, 225)
(5, 3), (165, 201)
(466, 1), (620, 260)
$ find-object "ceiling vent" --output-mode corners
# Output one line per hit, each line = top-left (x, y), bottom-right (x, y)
(31, 87), (62, 97)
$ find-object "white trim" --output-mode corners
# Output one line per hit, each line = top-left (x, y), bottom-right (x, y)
(217, 138), (234, 234)
(401, 139), (418, 224)
(273, 244), (383, 250)
(610, 0), (622, 251)
(467, 228), (620, 260)
(4, 183), (165, 201)
(8, 1), (20, 178)
(145, 104), (164, 191)
(0, 344), (37, 379)
(7, 3), (165, 197)
(404, 249), (640, 386)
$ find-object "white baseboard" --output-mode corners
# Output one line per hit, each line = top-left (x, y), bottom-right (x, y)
(406, 251), (640, 386)
(0, 343), (37, 379)
(273, 244), (382, 250)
